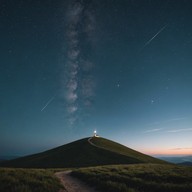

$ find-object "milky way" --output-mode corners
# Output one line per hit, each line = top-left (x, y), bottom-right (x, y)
(64, 0), (96, 125)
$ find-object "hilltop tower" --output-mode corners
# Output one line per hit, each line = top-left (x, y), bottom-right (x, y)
(93, 130), (99, 137)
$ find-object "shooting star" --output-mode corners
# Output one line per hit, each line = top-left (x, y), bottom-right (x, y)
(41, 96), (55, 112)
(140, 24), (167, 51)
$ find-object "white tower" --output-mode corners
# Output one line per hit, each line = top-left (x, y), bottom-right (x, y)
(94, 130), (97, 137)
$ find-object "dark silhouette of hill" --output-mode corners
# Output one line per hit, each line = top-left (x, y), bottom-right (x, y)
(0, 137), (166, 168)
(158, 155), (192, 164)
(178, 162), (192, 166)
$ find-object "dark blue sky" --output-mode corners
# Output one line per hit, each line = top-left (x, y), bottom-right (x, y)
(1, 0), (192, 156)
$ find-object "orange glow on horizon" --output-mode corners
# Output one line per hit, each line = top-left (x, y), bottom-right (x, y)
(139, 148), (192, 156)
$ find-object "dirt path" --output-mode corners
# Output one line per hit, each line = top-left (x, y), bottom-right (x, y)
(88, 137), (97, 147)
(55, 171), (99, 192)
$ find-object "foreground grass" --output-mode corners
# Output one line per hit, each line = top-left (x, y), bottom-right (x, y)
(0, 168), (64, 192)
(72, 164), (192, 192)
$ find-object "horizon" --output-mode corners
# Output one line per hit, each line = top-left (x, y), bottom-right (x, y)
(1, 135), (192, 158)
(1, 0), (192, 157)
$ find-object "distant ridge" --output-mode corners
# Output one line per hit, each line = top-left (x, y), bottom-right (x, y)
(178, 162), (192, 166)
(0, 137), (166, 168)
(158, 155), (192, 164)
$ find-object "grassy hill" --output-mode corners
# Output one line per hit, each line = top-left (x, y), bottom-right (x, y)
(90, 137), (164, 164)
(72, 164), (192, 192)
(0, 168), (63, 192)
(0, 137), (166, 168)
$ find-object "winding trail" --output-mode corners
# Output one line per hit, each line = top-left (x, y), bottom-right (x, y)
(88, 137), (98, 147)
(55, 171), (99, 192)
(55, 138), (101, 192)
(88, 137), (117, 154)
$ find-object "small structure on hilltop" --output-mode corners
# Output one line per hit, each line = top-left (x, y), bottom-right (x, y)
(93, 130), (100, 137)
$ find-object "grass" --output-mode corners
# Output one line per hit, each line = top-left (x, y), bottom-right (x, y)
(0, 168), (64, 192)
(90, 137), (165, 164)
(72, 164), (192, 192)
(1, 137), (166, 168)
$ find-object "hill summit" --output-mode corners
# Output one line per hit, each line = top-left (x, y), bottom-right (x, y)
(0, 137), (166, 168)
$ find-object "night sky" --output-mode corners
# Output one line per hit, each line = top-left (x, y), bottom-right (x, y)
(1, 0), (192, 157)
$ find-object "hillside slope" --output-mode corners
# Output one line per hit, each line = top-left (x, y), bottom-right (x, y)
(90, 137), (164, 164)
(0, 137), (166, 168)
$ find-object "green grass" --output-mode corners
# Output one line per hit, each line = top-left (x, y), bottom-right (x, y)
(0, 168), (64, 192)
(72, 164), (192, 192)
(0, 137), (167, 168)
(90, 137), (165, 164)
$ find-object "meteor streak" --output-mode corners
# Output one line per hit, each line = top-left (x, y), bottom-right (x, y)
(140, 24), (167, 51)
(41, 96), (55, 112)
